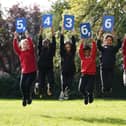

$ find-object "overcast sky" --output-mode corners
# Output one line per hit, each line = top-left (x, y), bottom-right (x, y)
(1, 0), (56, 11)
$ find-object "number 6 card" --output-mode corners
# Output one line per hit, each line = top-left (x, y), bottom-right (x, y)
(16, 18), (26, 33)
(42, 14), (53, 28)
(80, 23), (91, 39)
(103, 16), (114, 32)
(64, 15), (74, 30)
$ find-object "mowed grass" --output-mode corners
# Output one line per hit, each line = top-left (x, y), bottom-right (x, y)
(0, 99), (126, 126)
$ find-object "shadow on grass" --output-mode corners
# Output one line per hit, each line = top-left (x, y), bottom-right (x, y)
(40, 114), (126, 125)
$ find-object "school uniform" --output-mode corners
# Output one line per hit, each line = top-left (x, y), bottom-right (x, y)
(78, 41), (97, 98)
(38, 35), (56, 95)
(13, 37), (37, 104)
(97, 38), (122, 92)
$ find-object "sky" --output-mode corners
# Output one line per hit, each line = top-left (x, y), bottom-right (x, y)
(0, 0), (57, 11)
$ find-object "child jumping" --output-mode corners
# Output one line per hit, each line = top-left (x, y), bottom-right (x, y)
(37, 27), (56, 98)
(13, 31), (37, 107)
(59, 27), (76, 100)
(78, 38), (97, 105)
(97, 29), (122, 94)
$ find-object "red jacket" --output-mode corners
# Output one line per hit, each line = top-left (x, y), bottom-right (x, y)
(122, 39), (126, 69)
(13, 37), (37, 74)
(79, 41), (97, 75)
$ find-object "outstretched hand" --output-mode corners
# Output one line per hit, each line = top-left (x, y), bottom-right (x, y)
(14, 31), (18, 39)
(25, 30), (29, 38)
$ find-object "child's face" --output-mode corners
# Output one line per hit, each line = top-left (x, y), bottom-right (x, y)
(105, 37), (113, 46)
(84, 50), (91, 57)
(21, 40), (29, 50)
(65, 43), (71, 53)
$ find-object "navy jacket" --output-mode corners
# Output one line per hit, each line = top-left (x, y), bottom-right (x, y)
(38, 35), (56, 69)
(97, 39), (122, 69)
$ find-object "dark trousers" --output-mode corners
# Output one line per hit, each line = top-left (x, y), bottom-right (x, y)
(20, 71), (36, 100)
(100, 68), (114, 92)
(39, 68), (54, 94)
(78, 75), (95, 97)
(61, 73), (74, 92)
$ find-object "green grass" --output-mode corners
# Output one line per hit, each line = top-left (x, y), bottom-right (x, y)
(0, 99), (126, 126)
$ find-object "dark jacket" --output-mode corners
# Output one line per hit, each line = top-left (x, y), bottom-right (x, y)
(60, 34), (76, 76)
(38, 35), (56, 69)
(97, 39), (122, 69)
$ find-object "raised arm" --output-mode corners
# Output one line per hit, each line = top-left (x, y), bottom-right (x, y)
(38, 27), (43, 55)
(122, 37), (126, 56)
(91, 40), (97, 60)
(79, 39), (85, 60)
(51, 27), (56, 56)
(60, 26), (65, 57)
(113, 38), (122, 53)
(71, 34), (76, 54)
(97, 28), (104, 51)
(13, 32), (21, 55)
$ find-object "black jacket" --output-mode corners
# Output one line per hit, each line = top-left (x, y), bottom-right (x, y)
(60, 34), (76, 75)
(97, 39), (122, 69)
(38, 35), (56, 69)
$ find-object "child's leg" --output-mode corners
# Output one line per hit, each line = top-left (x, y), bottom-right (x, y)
(123, 70), (126, 86)
(87, 75), (95, 103)
(27, 72), (36, 102)
(39, 70), (46, 95)
(47, 68), (54, 95)
(20, 74), (28, 100)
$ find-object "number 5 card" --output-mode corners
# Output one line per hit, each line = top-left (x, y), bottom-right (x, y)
(103, 16), (114, 32)
(16, 18), (26, 33)
(64, 15), (74, 30)
(42, 14), (53, 28)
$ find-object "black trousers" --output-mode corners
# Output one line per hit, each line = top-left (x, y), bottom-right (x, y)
(20, 71), (36, 100)
(78, 75), (95, 97)
(100, 68), (114, 92)
(61, 73), (74, 92)
(39, 68), (54, 94)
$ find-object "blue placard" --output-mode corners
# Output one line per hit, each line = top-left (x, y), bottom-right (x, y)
(16, 18), (26, 33)
(64, 15), (74, 30)
(103, 16), (114, 32)
(42, 14), (53, 28)
(80, 23), (91, 39)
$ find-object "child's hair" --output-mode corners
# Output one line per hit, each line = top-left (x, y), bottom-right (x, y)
(42, 39), (50, 46)
(19, 39), (28, 48)
(84, 45), (91, 51)
(104, 33), (113, 41)
(64, 40), (72, 45)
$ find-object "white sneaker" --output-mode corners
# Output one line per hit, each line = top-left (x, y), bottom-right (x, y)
(59, 91), (64, 100)
(34, 82), (40, 95)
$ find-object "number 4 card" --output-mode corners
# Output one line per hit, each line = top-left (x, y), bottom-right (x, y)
(103, 16), (114, 32)
(42, 14), (53, 28)
(16, 18), (26, 33)
(64, 15), (74, 30)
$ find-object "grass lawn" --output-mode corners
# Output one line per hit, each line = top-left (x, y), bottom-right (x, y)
(0, 99), (126, 126)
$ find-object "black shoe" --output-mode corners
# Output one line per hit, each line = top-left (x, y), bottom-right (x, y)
(27, 99), (32, 105)
(84, 96), (88, 105)
(22, 100), (27, 107)
(89, 95), (94, 103)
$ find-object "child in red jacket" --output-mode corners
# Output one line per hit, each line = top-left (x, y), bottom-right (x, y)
(13, 31), (37, 107)
(122, 36), (126, 86)
(78, 39), (97, 105)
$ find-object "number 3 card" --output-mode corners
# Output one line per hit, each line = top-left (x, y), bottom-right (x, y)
(16, 18), (26, 33)
(103, 16), (114, 32)
(42, 14), (53, 28)
(64, 15), (74, 30)
(80, 23), (91, 39)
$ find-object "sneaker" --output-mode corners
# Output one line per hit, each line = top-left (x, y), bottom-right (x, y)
(89, 94), (94, 104)
(22, 99), (27, 107)
(84, 96), (88, 105)
(59, 91), (64, 100)
(39, 94), (43, 98)
(64, 88), (69, 100)
(34, 82), (40, 95)
(47, 84), (52, 96)
(27, 98), (32, 105)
